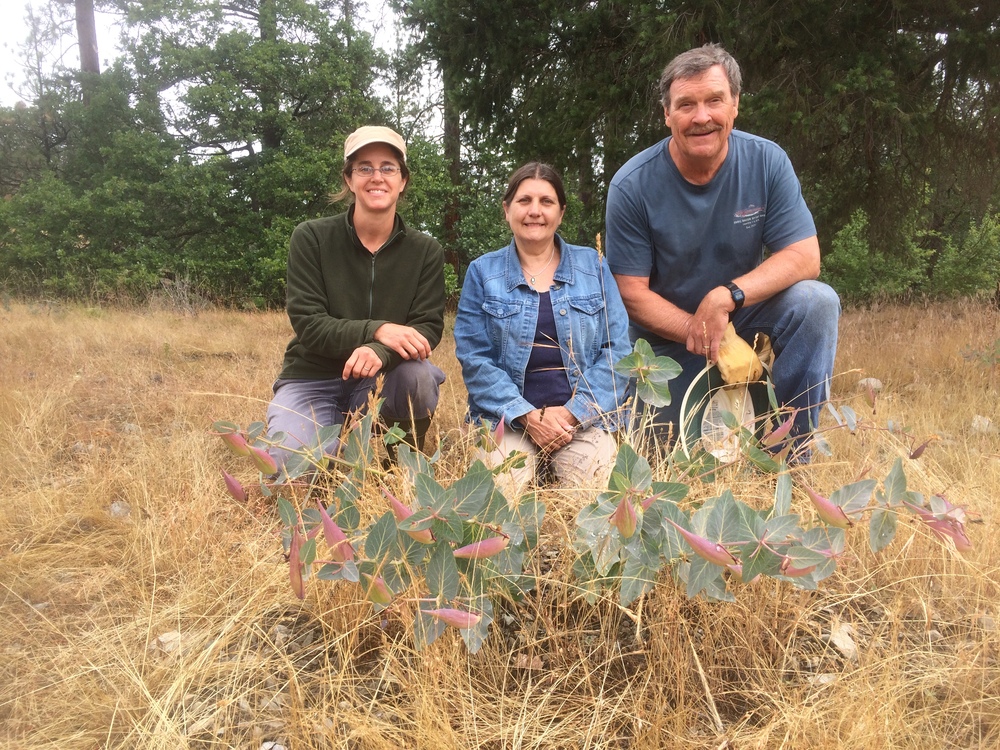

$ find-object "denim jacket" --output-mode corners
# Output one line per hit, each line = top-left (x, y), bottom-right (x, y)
(454, 235), (631, 430)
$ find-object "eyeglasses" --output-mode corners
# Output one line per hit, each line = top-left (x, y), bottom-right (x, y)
(352, 165), (401, 177)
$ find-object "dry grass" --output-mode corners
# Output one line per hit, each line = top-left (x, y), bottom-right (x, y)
(1, 297), (998, 749)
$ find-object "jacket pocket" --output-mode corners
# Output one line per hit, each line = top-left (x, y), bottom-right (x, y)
(566, 293), (608, 364)
(568, 294), (606, 316)
(482, 299), (523, 318)
(482, 297), (524, 359)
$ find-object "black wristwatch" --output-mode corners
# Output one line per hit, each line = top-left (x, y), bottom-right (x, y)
(724, 281), (745, 311)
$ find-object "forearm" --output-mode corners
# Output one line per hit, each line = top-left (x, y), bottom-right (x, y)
(613, 274), (693, 344)
(730, 237), (821, 306)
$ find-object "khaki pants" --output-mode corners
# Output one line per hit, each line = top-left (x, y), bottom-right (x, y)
(475, 425), (617, 501)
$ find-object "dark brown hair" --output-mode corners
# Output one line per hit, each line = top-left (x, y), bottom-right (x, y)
(502, 162), (567, 210)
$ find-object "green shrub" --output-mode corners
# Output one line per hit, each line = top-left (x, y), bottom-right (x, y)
(821, 209), (931, 302)
(928, 214), (1000, 298)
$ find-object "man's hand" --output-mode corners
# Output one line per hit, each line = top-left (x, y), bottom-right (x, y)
(522, 405), (578, 453)
(686, 285), (734, 362)
(343, 345), (383, 380)
(374, 323), (432, 360)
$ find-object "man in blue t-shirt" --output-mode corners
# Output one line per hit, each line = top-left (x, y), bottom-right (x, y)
(606, 43), (840, 454)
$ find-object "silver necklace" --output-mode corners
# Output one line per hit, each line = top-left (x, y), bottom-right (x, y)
(520, 244), (556, 287)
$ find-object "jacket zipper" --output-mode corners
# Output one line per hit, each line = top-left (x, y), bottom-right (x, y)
(368, 227), (404, 316)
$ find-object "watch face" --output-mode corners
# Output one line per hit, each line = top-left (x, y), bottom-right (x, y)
(727, 283), (745, 308)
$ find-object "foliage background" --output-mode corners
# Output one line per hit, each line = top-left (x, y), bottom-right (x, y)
(1, 0), (999, 305)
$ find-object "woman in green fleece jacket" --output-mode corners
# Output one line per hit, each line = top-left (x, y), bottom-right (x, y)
(265, 126), (446, 471)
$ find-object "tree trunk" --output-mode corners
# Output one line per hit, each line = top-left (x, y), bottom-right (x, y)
(442, 65), (462, 272)
(75, 0), (100, 104)
(258, 0), (282, 153)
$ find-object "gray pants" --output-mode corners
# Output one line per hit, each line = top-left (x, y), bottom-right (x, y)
(265, 359), (446, 469)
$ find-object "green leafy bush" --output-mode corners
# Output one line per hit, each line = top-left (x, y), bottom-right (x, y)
(214, 342), (974, 654)
(821, 209), (931, 301)
(928, 214), (1000, 298)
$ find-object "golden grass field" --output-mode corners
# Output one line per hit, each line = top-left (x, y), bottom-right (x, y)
(1, 296), (998, 749)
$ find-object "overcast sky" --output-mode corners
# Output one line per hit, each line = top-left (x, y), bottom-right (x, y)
(0, 1), (120, 107)
(0, 1), (397, 108)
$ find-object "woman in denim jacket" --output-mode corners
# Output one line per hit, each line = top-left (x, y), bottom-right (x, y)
(454, 163), (631, 497)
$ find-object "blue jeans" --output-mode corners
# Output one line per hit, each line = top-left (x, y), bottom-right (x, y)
(639, 280), (840, 445)
(265, 359), (446, 469)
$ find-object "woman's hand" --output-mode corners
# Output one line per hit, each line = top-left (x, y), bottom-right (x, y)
(343, 345), (383, 380)
(374, 323), (432, 360)
(522, 405), (578, 453)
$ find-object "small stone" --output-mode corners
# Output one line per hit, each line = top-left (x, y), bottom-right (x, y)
(109, 500), (131, 519)
(975, 615), (996, 632)
(971, 415), (995, 434)
(807, 673), (837, 686)
(122, 423), (141, 435)
(858, 377), (883, 393)
(272, 624), (291, 648)
(515, 653), (543, 670)
(155, 630), (183, 653)
(823, 620), (859, 662)
(927, 629), (944, 643)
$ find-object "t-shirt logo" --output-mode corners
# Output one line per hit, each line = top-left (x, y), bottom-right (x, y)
(734, 204), (765, 230)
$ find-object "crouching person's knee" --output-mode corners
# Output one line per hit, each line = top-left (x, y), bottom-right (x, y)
(381, 360), (447, 420)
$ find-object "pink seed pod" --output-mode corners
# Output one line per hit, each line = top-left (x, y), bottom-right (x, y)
(363, 574), (393, 605)
(288, 528), (305, 600)
(453, 535), (509, 559)
(763, 411), (796, 448)
(425, 608), (482, 629)
(219, 431), (251, 457)
(909, 436), (936, 460)
(317, 501), (354, 563)
(863, 383), (877, 410)
(249, 445), (278, 475)
(492, 418), (505, 448)
(904, 500), (973, 553)
(780, 558), (817, 577)
(804, 486), (853, 529)
(666, 518), (739, 567)
(383, 488), (434, 544)
(220, 469), (246, 503)
(609, 496), (638, 538)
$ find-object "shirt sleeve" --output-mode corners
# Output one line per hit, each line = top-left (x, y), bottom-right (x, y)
(761, 149), (817, 253)
(605, 180), (654, 277)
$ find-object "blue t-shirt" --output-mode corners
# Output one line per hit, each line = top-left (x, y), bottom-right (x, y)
(605, 130), (816, 347)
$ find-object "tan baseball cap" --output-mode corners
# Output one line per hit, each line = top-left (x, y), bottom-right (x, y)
(343, 126), (407, 164)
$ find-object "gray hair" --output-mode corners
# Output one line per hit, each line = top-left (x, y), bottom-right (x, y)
(659, 43), (742, 108)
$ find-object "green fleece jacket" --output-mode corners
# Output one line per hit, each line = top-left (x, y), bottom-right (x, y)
(277, 207), (445, 380)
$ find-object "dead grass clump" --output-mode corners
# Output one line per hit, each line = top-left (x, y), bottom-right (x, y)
(1, 299), (998, 748)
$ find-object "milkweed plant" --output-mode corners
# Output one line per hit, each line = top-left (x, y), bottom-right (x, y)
(213, 340), (974, 653)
